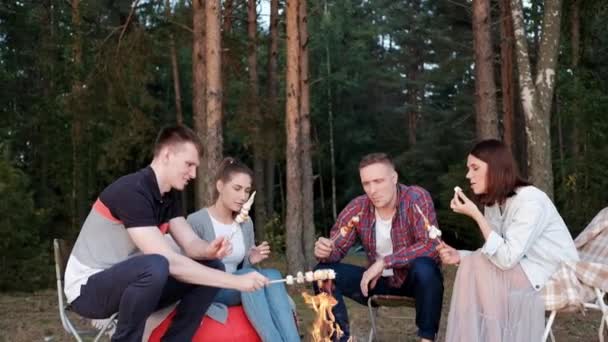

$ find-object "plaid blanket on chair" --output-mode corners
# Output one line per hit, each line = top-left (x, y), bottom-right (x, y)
(542, 207), (608, 311)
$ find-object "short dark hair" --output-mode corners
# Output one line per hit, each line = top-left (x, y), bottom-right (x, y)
(470, 139), (529, 205)
(358, 153), (395, 170)
(214, 157), (254, 200)
(153, 125), (202, 156)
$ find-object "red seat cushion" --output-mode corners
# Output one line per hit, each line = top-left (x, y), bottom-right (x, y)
(148, 305), (261, 342)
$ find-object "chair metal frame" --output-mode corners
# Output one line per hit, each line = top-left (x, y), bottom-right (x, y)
(54, 238), (117, 342)
(542, 288), (608, 342)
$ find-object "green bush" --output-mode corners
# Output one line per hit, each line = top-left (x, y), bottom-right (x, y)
(0, 158), (51, 292)
(263, 214), (286, 255)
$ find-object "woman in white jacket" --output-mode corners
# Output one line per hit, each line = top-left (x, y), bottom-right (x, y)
(438, 139), (579, 342)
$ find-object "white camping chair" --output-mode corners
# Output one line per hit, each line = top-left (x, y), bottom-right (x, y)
(54, 238), (118, 342)
(542, 208), (608, 342)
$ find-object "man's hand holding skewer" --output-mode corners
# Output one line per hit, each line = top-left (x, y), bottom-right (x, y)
(314, 237), (334, 259)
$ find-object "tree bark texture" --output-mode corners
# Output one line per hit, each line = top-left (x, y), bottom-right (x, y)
(247, 0), (267, 240)
(473, 0), (499, 139)
(285, 0), (306, 274)
(499, 0), (515, 150)
(299, 0), (316, 269)
(205, 0), (223, 205)
(511, 0), (562, 198)
(192, 0), (208, 207)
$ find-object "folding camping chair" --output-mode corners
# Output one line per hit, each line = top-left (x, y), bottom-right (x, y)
(54, 238), (118, 342)
(367, 294), (417, 342)
(542, 208), (608, 342)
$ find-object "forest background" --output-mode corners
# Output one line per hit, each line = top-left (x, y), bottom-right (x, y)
(1, 0), (607, 291)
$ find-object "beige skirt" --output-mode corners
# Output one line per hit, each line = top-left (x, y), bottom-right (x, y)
(444, 251), (545, 342)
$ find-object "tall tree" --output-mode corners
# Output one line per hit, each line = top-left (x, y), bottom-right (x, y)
(299, 0), (316, 268)
(285, 0), (306, 274)
(265, 0), (280, 219)
(192, 0), (208, 207)
(205, 0), (223, 205)
(405, 0), (423, 147)
(473, 0), (499, 139)
(511, 0), (562, 198)
(499, 0), (516, 149)
(70, 0), (87, 231)
(322, 0), (337, 220)
(247, 0), (267, 240)
(166, 0), (184, 124)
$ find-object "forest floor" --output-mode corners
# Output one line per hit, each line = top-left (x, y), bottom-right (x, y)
(0, 254), (602, 341)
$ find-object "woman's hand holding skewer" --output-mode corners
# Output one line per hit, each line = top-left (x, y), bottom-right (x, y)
(436, 240), (460, 265)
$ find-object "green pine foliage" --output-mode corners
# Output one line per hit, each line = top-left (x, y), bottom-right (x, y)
(1, 0), (608, 290)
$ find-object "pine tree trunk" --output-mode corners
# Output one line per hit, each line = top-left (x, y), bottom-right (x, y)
(299, 0), (316, 269)
(570, 0), (581, 205)
(473, 0), (499, 139)
(324, 1), (337, 220)
(221, 0), (234, 110)
(166, 0), (183, 125)
(285, 0), (305, 274)
(39, 0), (54, 210)
(266, 0), (280, 220)
(499, 0), (515, 150)
(247, 0), (267, 240)
(205, 0), (223, 205)
(192, 0), (208, 207)
(71, 0), (87, 232)
(511, 0), (562, 198)
(166, 0), (187, 214)
(406, 0), (422, 148)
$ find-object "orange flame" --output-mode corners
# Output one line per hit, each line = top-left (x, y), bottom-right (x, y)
(302, 289), (345, 342)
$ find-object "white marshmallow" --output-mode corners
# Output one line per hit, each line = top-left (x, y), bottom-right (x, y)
(328, 269), (336, 279)
(296, 271), (305, 284)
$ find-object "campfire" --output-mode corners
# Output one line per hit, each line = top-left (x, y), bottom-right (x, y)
(302, 279), (353, 342)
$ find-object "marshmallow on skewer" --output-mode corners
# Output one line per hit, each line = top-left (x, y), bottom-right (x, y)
(296, 271), (305, 284)
(235, 191), (256, 223)
(331, 214), (361, 243)
(267, 268), (337, 286)
(327, 269), (336, 279)
(414, 204), (443, 240)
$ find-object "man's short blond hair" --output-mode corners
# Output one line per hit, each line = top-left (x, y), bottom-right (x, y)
(358, 153), (395, 170)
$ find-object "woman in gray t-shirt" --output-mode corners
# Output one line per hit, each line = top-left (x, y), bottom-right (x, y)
(188, 157), (299, 342)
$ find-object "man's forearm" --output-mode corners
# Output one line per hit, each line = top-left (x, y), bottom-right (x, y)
(168, 252), (239, 288)
(184, 238), (212, 260)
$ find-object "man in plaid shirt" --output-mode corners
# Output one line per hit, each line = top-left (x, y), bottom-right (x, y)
(314, 153), (443, 342)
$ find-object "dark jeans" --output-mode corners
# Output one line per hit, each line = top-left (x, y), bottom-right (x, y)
(71, 254), (224, 342)
(315, 257), (443, 341)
